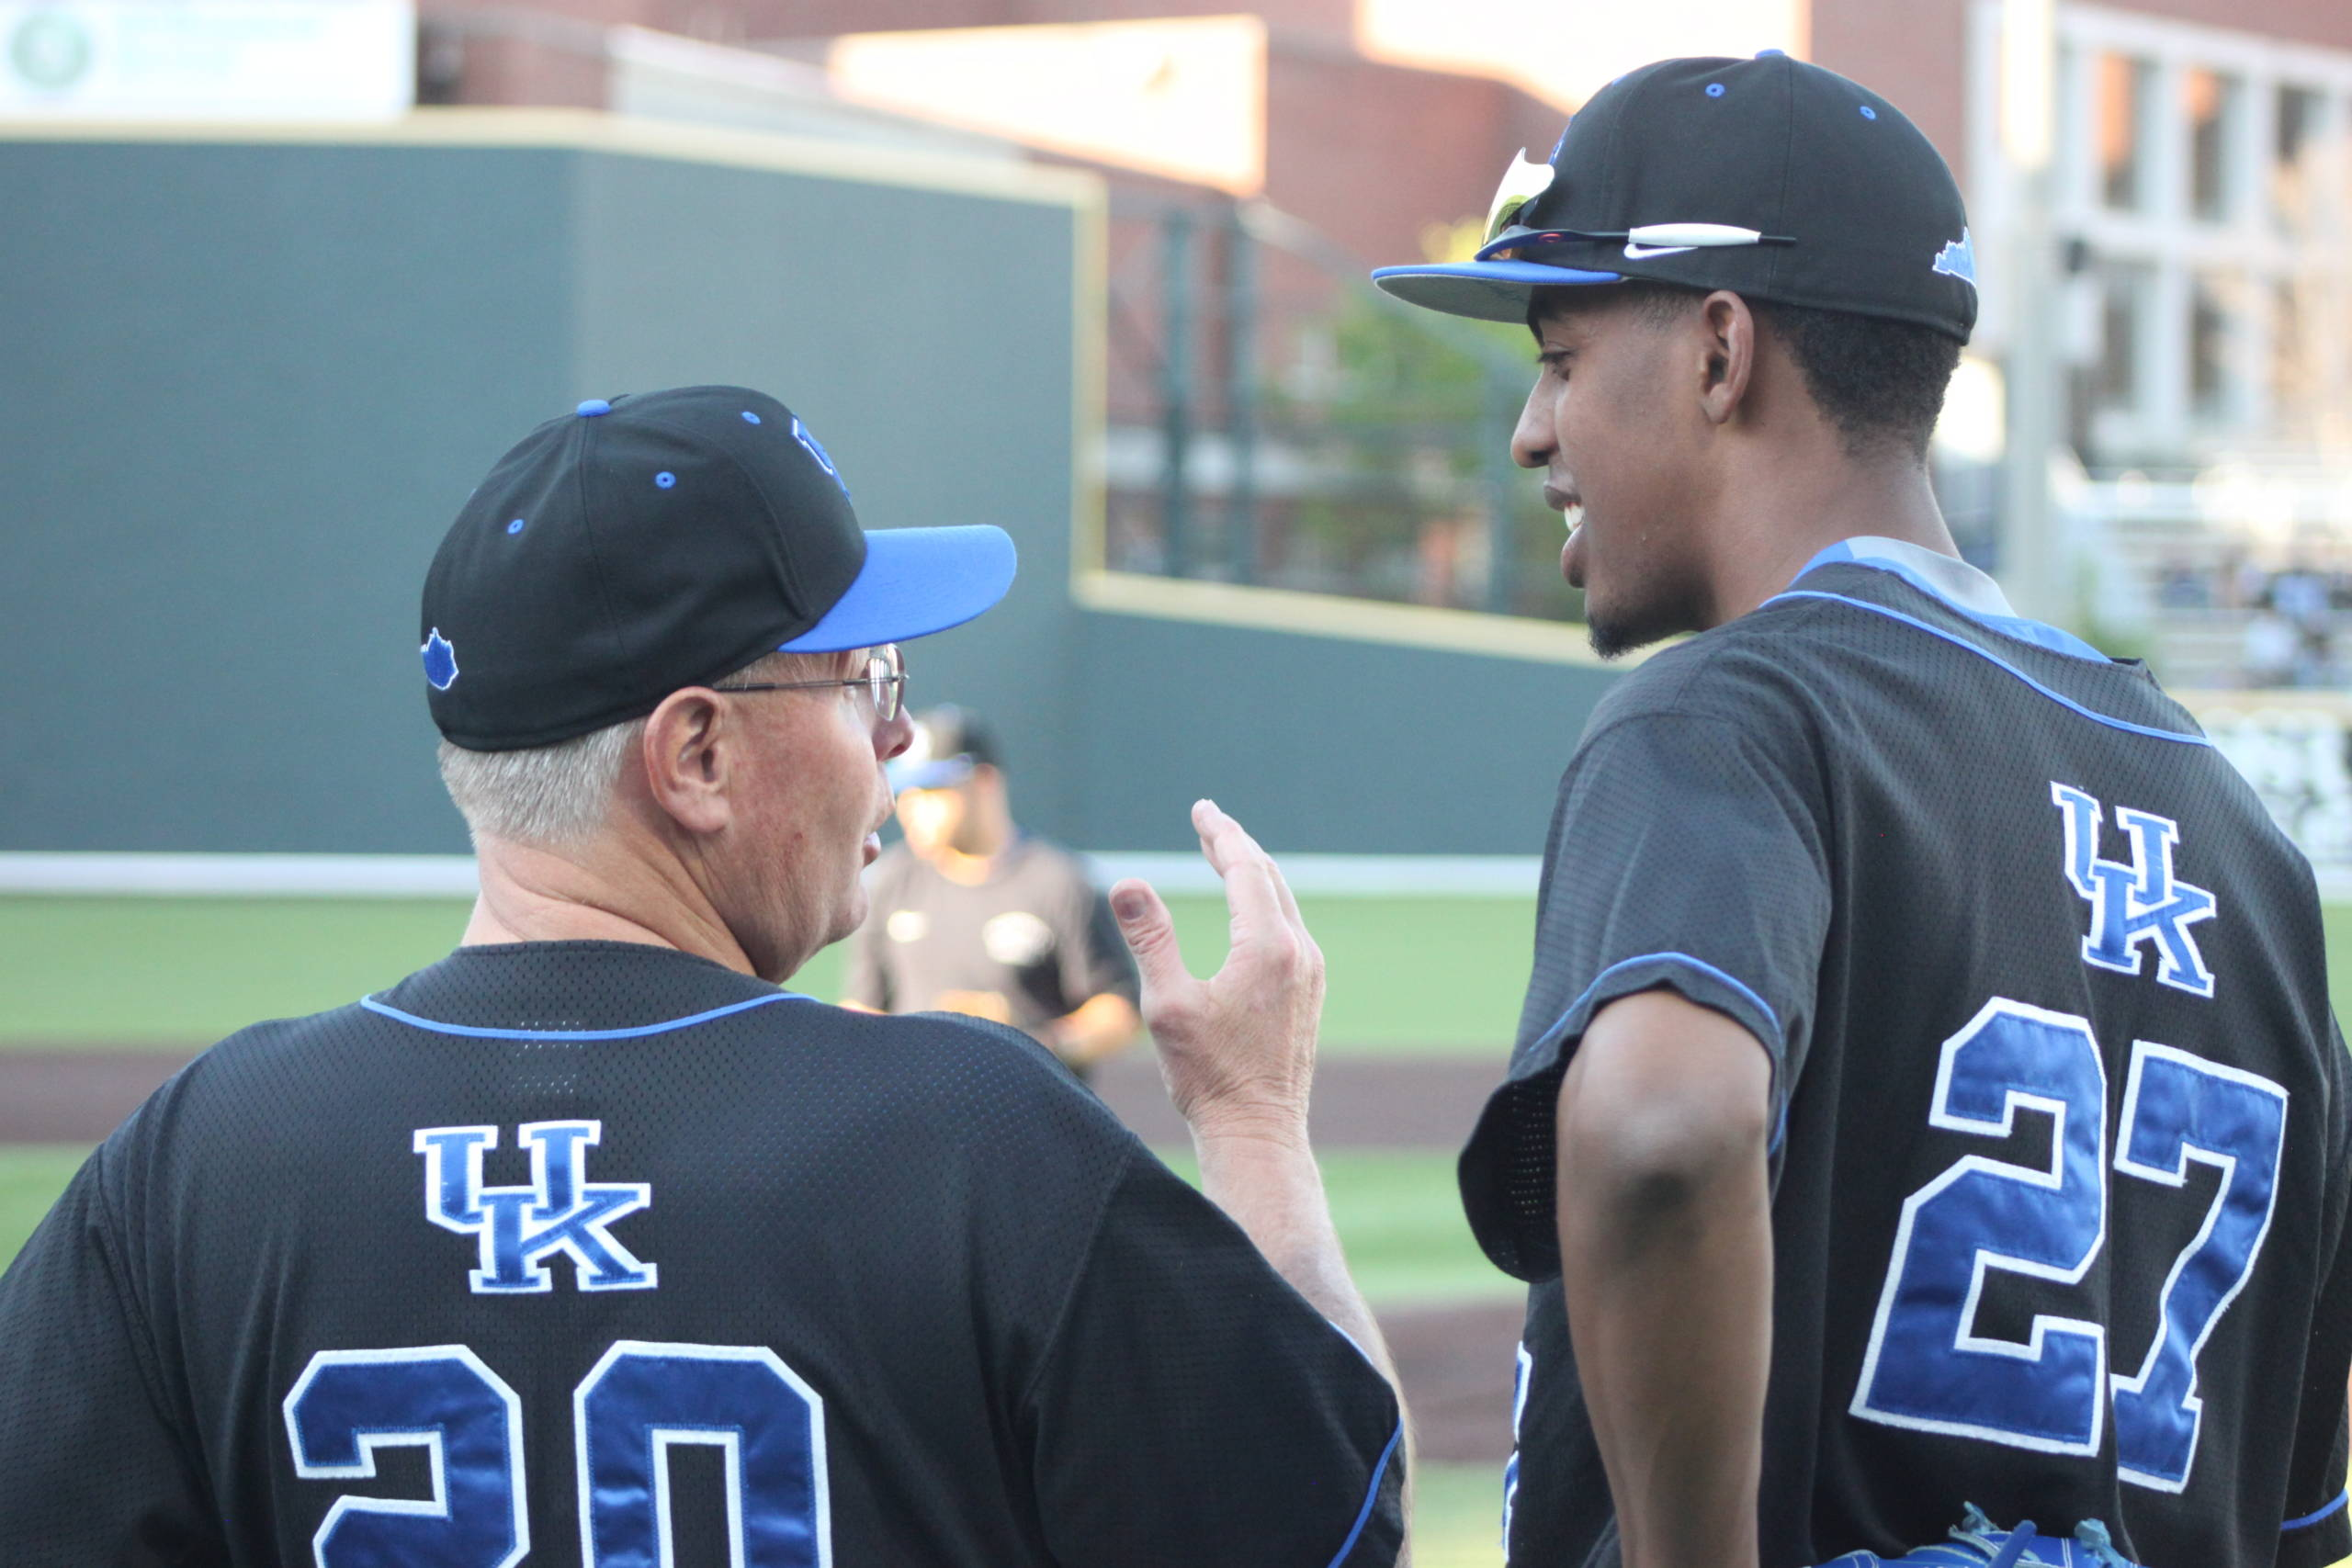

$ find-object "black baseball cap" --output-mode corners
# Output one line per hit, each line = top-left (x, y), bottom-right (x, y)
(1372, 52), (1976, 343)
(888, 705), (1000, 792)
(420, 386), (1016, 750)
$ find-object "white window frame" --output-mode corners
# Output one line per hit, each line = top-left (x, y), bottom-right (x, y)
(1969, 2), (2352, 462)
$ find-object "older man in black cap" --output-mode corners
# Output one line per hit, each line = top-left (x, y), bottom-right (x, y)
(0, 386), (1404, 1566)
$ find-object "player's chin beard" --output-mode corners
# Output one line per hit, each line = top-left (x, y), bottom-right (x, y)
(1585, 562), (1711, 659)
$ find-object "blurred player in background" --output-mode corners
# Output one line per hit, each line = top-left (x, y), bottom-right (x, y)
(845, 707), (1142, 1080)
(1376, 52), (2350, 1568)
(0, 386), (1404, 1565)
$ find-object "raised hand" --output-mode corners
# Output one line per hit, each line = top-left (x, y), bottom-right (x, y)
(1107, 798), (1325, 1142)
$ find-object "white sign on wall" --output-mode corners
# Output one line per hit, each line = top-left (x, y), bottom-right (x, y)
(0, 1), (413, 120)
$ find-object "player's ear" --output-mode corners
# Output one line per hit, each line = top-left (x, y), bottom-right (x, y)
(1694, 289), (1757, 428)
(639, 687), (735, 835)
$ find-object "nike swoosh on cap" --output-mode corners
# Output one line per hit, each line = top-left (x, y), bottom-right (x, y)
(1622, 243), (1696, 259)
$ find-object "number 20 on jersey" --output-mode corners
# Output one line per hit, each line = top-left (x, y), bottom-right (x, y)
(283, 1339), (831, 1567)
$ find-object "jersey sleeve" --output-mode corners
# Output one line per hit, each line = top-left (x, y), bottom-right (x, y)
(1021, 1148), (1403, 1568)
(1461, 708), (1831, 1281)
(0, 1141), (219, 1564)
(2279, 1016), (2352, 1568)
(1057, 885), (1141, 1011)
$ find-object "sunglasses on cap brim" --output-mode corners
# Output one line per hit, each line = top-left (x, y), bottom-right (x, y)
(1476, 148), (1797, 261)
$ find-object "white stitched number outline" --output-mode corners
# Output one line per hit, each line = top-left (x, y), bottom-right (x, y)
(1851, 998), (2288, 1492)
(283, 1347), (528, 1568)
(284, 1341), (832, 1567)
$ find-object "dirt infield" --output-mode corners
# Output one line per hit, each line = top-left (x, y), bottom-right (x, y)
(0, 1044), (1521, 1462)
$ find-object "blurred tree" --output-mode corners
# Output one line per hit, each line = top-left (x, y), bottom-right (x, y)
(1267, 285), (1584, 624)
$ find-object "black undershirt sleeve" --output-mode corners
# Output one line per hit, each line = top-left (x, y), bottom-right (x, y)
(1021, 1148), (1403, 1568)
(0, 1142), (219, 1566)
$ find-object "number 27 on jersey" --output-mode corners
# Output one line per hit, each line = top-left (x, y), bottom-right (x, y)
(1849, 996), (2287, 1494)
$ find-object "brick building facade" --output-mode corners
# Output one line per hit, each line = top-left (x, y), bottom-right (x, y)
(419, 0), (2352, 659)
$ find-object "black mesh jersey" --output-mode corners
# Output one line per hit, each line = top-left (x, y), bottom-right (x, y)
(0, 940), (1403, 1567)
(1463, 555), (2352, 1568)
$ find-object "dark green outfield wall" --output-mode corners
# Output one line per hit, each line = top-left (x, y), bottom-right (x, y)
(1, 126), (1614, 857)
(1063, 609), (1612, 853)
(0, 131), (1086, 853)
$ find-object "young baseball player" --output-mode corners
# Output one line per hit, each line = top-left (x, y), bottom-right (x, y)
(0, 387), (1404, 1565)
(1374, 53), (2351, 1568)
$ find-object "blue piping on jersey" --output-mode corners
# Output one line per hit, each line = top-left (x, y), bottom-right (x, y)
(1325, 1419), (1404, 1568)
(1541, 953), (1789, 1154)
(1800, 541), (2109, 661)
(1765, 592), (2212, 748)
(1546, 952), (1783, 1050)
(357, 989), (806, 1040)
(2283, 1489), (2348, 1532)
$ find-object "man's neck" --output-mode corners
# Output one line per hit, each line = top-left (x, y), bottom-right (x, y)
(1706, 456), (1953, 627)
(462, 835), (760, 976)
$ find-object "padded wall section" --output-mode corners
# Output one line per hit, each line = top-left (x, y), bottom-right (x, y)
(1, 141), (573, 852)
(567, 150), (1085, 835)
(1069, 608), (1613, 853)
(0, 134), (1083, 852)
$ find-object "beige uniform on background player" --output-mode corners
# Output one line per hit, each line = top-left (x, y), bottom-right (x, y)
(845, 707), (1143, 1077)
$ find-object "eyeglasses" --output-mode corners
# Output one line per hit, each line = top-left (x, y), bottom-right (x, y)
(712, 643), (906, 724)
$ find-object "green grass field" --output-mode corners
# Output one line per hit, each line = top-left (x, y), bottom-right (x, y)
(0, 892), (1533, 1053)
(0, 1147), (80, 1263)
(13, 891), (2352, 1054)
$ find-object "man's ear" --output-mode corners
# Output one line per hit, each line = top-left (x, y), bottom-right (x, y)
(640, 688), (734, 835)
(1695, 289), (1758, 428)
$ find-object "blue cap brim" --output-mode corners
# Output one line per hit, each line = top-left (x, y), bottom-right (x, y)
(780, 525), (1016, 652)
(1371, 260), (1623, 323)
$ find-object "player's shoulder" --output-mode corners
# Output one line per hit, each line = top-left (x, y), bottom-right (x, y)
(114, 999), (389, 1136)
(808, 1003), (1139, 1145)
(1580, 594), (1846, 743)
(74, 998), (385, 1221)
(808, 1006), (1155, 1221)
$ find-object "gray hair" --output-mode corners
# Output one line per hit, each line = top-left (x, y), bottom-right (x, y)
(436, 649), (839, 849)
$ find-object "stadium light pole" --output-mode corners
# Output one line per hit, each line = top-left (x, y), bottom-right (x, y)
(1226, 204), (1259, 585)
(1162, 205), (1196, 578)
(1999, 0), (2064, 626)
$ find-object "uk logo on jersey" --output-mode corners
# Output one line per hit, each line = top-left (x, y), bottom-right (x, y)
(2051, 783), (2217, 998)
(413, 1121), (658, 1293)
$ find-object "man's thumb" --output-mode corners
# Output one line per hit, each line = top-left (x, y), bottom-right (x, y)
(1109, 878), (1185, 990)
